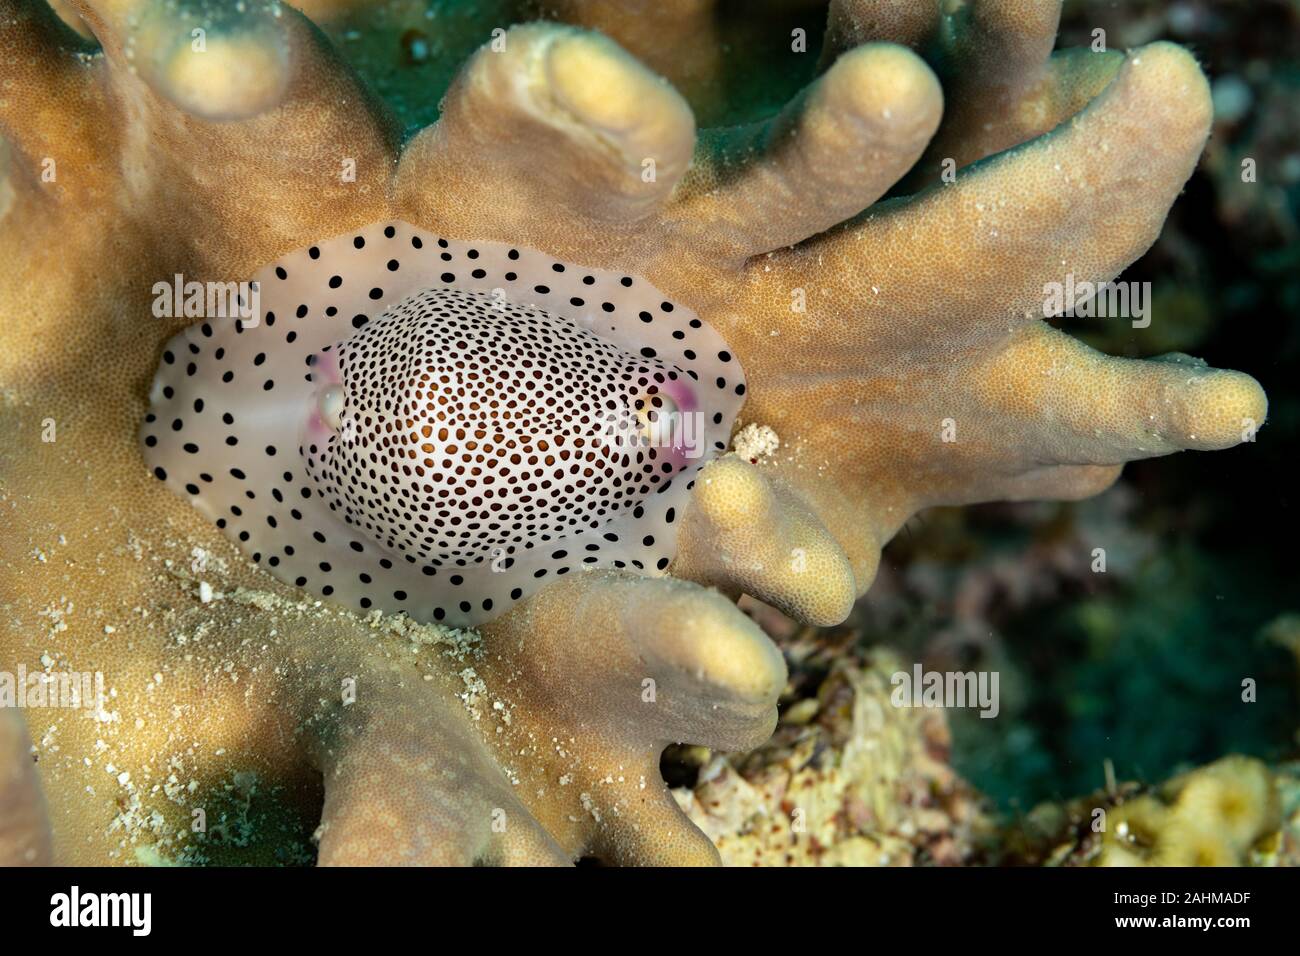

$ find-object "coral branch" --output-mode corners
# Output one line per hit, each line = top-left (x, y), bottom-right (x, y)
(971, 328), (1269, 459)
(396, 23), (694, 239)
(672, 43), (942, 261)
(770, 42), (1213, 352)
(949, 0), (1063, 90)
(908, 0), (1123, 185)
(56, 1), (397, 270)
(0, 0), (97, 205)
(673, 455), (856, 625)
(71, 0), (298, 120)
(819, 0), (940, 65)
(476, 571), (786, 863)
(314, 683), (569, 866)
(542, 0), (724, 115)
(483, 572), (785, 752)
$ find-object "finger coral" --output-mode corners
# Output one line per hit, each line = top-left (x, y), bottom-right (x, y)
(0, 0), (1267, 865)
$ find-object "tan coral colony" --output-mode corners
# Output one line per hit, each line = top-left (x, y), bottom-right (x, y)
(0, 0), (1266, 865)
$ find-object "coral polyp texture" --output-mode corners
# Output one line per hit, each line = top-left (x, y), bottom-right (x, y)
(0, 0), (1267, 865)
(1006, 755), (1284, 867)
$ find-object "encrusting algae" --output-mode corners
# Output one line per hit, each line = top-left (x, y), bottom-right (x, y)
(0, 0), (1274, 865)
